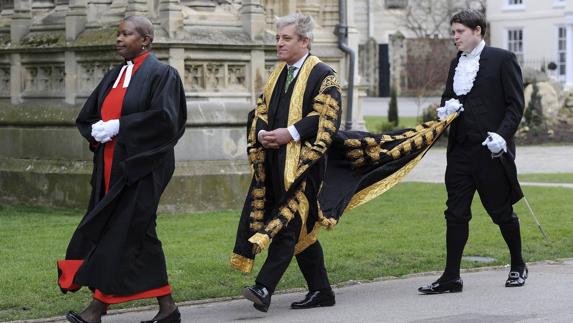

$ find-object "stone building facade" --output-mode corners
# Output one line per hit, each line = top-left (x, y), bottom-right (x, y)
(0, 0), (363, 212)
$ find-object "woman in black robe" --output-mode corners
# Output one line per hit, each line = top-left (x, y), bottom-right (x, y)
(57, 16), (186, 323)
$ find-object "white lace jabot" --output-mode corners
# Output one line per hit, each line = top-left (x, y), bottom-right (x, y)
(453, 40), (485, 96)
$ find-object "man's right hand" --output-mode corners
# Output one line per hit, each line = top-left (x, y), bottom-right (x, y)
(437, 98), (464, 121)
(258, 130), (280, 149)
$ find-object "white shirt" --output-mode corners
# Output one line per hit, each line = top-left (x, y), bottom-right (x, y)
(453, 39), (485, 96)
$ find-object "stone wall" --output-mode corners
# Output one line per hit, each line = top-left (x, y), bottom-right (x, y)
(0, 0), (363, 212)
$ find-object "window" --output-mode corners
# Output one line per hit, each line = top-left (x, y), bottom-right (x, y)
(504, 0), (524, 11)
(507, 28), (524, 63)
(557, 27), (567, 79)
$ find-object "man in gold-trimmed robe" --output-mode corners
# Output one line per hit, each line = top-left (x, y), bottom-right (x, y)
(231, 13), (341, 312)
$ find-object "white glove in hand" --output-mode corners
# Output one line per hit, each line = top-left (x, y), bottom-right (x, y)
(437, 98), (464, 121)
(91, 119), (120, 143)
(257, 130), (267, 143)
(481, 131), (507, 154)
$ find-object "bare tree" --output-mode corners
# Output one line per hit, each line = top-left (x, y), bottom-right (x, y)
(398, 0), (486, 39)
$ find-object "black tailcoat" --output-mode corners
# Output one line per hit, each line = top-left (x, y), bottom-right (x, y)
(442, 46), (524, 205)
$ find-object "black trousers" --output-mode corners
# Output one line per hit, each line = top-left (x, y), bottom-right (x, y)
(444, 141), (517, 224)
(255, 212), (330, 294)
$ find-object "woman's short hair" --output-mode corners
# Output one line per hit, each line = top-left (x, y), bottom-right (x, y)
(123, 16), (155, 44)
(450, 9), (486, 36)
(275, 13), (314, 49)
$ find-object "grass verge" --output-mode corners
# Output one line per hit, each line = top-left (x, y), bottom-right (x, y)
(518, 172), (573, 184)
(364, 116), (418, 132)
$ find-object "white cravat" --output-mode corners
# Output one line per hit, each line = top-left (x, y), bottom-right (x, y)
(112, 60), (134, 89)
(453, 40), (485, 96)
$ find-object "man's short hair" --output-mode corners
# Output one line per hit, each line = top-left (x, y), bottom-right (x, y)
(450, 9), (486, 36)
(275, 13), (314, 49)
(123, 16), (155, 44)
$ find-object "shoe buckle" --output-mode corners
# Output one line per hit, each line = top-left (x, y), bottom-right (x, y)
(508, 272), (520, 279)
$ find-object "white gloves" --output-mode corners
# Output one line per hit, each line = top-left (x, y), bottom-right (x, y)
(437, 98), (464, 121)
(91, 119), (120, 143)
(481, 131), (507, 154)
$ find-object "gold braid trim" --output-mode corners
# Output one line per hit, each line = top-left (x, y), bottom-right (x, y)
(248, 232), (271, 254)
(295, 92), (341, 178)
(262, 181), (307, 238)
(284, 56), (322, 190)
(245, 62), (288, 238)
(230, 253), (254, 273)
(345, 115), (457, 210)
(345, 144), (432, 211)
(319, 74), (342, 94)
(294, 222), (322, 255)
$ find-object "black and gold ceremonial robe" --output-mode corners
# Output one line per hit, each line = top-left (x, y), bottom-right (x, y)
(231, 56), (458, 274)
(231, 56), (343, 273)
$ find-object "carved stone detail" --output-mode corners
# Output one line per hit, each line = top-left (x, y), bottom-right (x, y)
(185, 61), (248, 92)
(22, 64), (65, 96)
(78, 61), (115, 93)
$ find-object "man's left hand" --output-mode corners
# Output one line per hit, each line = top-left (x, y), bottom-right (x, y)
(481, 131), (507, 154)
(261, 128), (293, 147)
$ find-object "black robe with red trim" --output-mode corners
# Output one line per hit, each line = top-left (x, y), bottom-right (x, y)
(58, 54), (186, 296)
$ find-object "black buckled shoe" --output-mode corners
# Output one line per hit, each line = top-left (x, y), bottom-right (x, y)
(65, 311), (101, 323)
(418, 277), (463, 294)
(505, 266), (528, 287)
(242, 285), (271, 312)
(291, 290), (336, 309)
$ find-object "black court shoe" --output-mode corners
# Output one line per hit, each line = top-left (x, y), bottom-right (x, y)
(505, 266), (528, 287)
(65, 311), (101, 323)
(242, 285), (271, 312)
(291, 290), (336, 309)
(418, 277), (463, 294)
(141, 307), (181, 323)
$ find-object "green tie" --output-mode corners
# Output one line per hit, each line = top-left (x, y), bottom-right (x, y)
(284, 66), (297, 93)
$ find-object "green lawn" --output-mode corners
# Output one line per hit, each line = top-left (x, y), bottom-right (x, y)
(1, 183), (572, 321)
(364, 116), (418, 132)
(519, 173), (573, 184)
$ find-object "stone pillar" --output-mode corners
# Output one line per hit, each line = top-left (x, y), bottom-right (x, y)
(159, 0), (182, 38)
(10, 53), (22, 105)
(250, 49), (265, 103)
(64, 51), (77, 105)
(10, 0), (31, 45)
(283, 1), (296, 14)
(345, 0), (365, 130)
(240, 0), (265, 40)
(66, 0), (87, 41)
(169, 47), (185, 79)
(565, 13), (573, 89)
